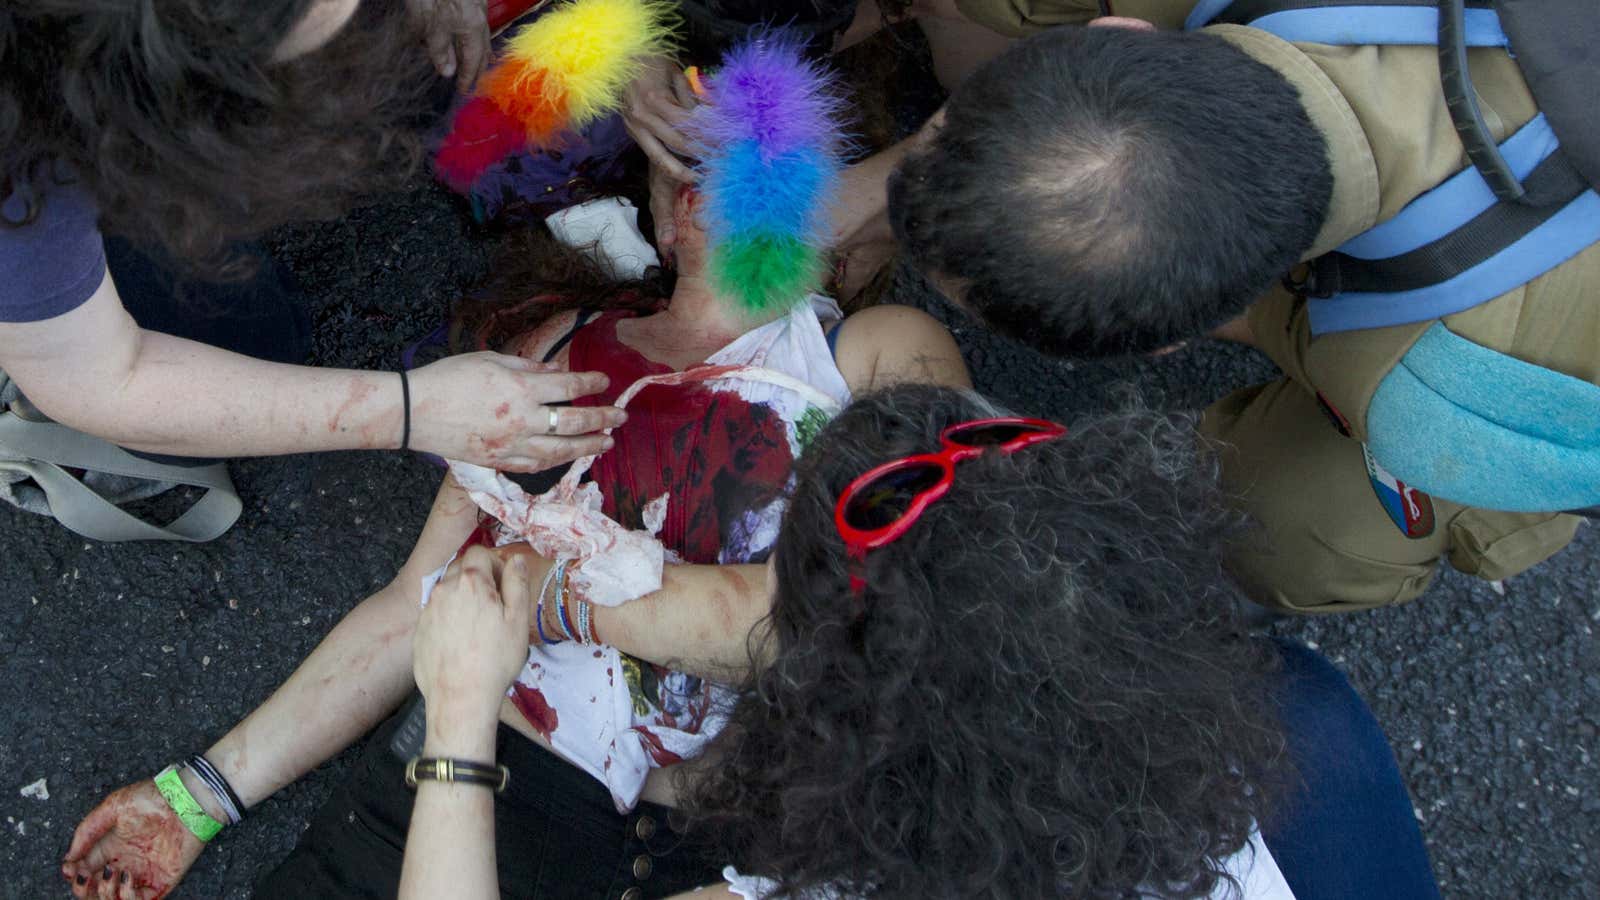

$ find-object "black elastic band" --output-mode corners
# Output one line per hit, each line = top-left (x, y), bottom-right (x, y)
(187, 754), (245, 823)
(540, 308), (594, 363)
(397, 368), (412, 452)
(1438, 0), (1526, 203)
(1304, 152), (1588, 296)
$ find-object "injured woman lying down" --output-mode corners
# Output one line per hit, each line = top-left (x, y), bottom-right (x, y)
(61, 40), (1293, 900)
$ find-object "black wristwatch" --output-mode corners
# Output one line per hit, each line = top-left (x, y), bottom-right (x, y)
(404, 757), (510, 794)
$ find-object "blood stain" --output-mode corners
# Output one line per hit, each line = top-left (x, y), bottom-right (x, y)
(510, 684), (560, 739)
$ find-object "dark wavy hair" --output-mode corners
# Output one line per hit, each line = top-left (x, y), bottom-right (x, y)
(1, 0), (437, 271)
(684, 384), (1286, 898)
(889, 25), (1332, 357)
(450, 227), (674, 354)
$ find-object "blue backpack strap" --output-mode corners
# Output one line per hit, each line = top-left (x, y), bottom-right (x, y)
(1306, 117), (1600, 334)
(1186, 0), (1507, 46)
(1186, 0), (1515, 203)
(1341, 116), (1558, 259)
(1366, 323), (1600, 512)
(1188, 3), (1600, 335)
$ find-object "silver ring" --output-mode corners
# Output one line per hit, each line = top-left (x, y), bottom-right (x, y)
(545, 407), (560, 435)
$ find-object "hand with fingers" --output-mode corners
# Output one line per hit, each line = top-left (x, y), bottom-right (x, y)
(406, 352), (625, 473)
(625, 54), (701, 252)
(408, 0), (492, 91)
(399, 549), (530, 900)
(415, 546), (535, 734)
(647, 161), (675, 263)
(61, 780), (204, 900)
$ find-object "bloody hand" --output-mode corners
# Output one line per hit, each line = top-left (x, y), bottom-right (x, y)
(62, 780), (204, 900)
(408, 0), (492, 91)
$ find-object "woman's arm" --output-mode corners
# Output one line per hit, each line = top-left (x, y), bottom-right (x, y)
(400, 712), (501, 900)
(0, 272), (621, 471)
(62, 476), (483, 897)
(399, 547), (534, 900)
(207, 477), (483, 804)
(592, 562), (773, 679)
(574, 307), (968, 679)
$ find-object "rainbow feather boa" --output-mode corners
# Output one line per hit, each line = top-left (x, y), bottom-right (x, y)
(435, 0), (675, 191)
(686, 32), (846, 315)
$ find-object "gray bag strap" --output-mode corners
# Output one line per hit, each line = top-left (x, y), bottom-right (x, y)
(0, 411), (242, 542)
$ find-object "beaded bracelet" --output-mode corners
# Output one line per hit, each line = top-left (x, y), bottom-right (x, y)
(555, 564), (600, 645)
(535, 560), (564, 645)
(552, 559), (578, 642)
(575, 594), (594, 646)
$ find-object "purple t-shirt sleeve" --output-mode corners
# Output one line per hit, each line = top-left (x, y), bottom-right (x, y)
(0, 178), (107, 323)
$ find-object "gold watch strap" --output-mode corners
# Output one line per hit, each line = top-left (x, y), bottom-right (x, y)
(404, 757), (510, 794)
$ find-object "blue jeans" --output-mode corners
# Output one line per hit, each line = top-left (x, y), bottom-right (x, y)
(1262, 638), (1442, 900)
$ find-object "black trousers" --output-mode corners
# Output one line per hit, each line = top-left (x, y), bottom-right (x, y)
(105, 236), (312, 467)
(106, 236), (311, 368)
(255, 697), (723, 900)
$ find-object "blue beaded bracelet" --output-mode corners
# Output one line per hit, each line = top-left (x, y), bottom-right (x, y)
(553, 559), (578, 642)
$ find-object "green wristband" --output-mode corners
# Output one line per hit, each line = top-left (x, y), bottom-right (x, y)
(154, 766), (224, 842)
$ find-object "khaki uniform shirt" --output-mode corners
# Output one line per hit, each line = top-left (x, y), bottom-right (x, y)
(1214, 25), (1600, 441)
(1202, 21), (1595, 606)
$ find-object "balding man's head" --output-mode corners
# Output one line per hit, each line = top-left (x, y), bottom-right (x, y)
(890, 25), (1332, 357)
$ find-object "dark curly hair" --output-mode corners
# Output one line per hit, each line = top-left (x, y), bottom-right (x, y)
(888, 25), (1332, 357)
(1, 0), (437, 271)
(684, 384), (1286, 898)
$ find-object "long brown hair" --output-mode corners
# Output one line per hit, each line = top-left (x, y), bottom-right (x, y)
(2, 0), (438, 274)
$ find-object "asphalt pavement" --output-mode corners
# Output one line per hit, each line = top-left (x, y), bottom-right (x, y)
(1, 180), (1595, 899)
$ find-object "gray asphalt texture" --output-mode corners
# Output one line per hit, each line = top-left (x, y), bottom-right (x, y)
(3, 184), (1598, 899)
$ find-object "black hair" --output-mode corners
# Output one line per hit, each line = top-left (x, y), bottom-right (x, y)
(685, 384), (1286, 897)
(675, 0), (863, 60)
(1, 1), (438, 272)
(888, 25), (1333, 357)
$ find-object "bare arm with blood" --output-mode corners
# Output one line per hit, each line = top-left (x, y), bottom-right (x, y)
(399, 547), (533, 900)
(63, 476), (484, 898)
(0, 273), (623, 472)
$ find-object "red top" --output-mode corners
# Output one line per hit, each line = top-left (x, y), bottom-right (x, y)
(567, 312), (795, 564)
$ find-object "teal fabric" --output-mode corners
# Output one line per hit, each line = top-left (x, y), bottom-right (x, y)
(1367, 323), (1600, 511)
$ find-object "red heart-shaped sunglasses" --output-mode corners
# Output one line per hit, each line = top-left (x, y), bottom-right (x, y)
(832, 417), (1068, 594)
